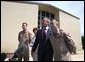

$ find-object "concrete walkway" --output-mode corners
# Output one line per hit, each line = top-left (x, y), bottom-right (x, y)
(29, 46), (84, 61)
(71, 50), (84, 61)
(5, 46), (84, 61)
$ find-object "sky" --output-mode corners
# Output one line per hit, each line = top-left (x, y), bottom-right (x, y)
(30, 1), (84, 36)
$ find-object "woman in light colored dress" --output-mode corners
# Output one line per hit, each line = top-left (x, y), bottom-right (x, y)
(30, 27), (38, 61)
(49, 19), (72, 61)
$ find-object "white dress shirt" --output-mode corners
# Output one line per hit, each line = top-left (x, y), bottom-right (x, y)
(44, 26), (49, 34)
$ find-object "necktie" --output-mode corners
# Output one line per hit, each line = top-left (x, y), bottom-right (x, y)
(42, 29), (46, 40)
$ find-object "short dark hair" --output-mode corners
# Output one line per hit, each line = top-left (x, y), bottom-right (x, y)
(22, 22), (28, 26)
(33, 27), (38, 32)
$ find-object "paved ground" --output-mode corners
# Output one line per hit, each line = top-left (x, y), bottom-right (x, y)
(5, 46), (84, 61)
(29, 50), (84, 61)
(71, 50), (84, 61)
(29, 46), (84, 61)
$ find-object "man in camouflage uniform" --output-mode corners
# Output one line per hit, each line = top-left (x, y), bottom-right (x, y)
(18, 22), (32, 61)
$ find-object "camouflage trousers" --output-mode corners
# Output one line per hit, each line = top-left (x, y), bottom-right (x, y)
(15, 43), (29, 61)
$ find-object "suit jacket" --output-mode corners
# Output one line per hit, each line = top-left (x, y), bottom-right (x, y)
(32, 27), (53, 53)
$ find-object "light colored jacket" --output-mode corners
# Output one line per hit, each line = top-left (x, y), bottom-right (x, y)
(49, 31), (71, 61)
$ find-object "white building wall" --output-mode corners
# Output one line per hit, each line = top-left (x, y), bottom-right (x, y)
(59, 11), (82, 51)
(1, 1), (38, 53)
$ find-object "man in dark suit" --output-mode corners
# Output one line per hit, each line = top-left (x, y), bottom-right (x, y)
(31, 17), (53, 61)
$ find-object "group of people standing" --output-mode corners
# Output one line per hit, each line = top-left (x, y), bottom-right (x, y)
(12, 17), (73, 61)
